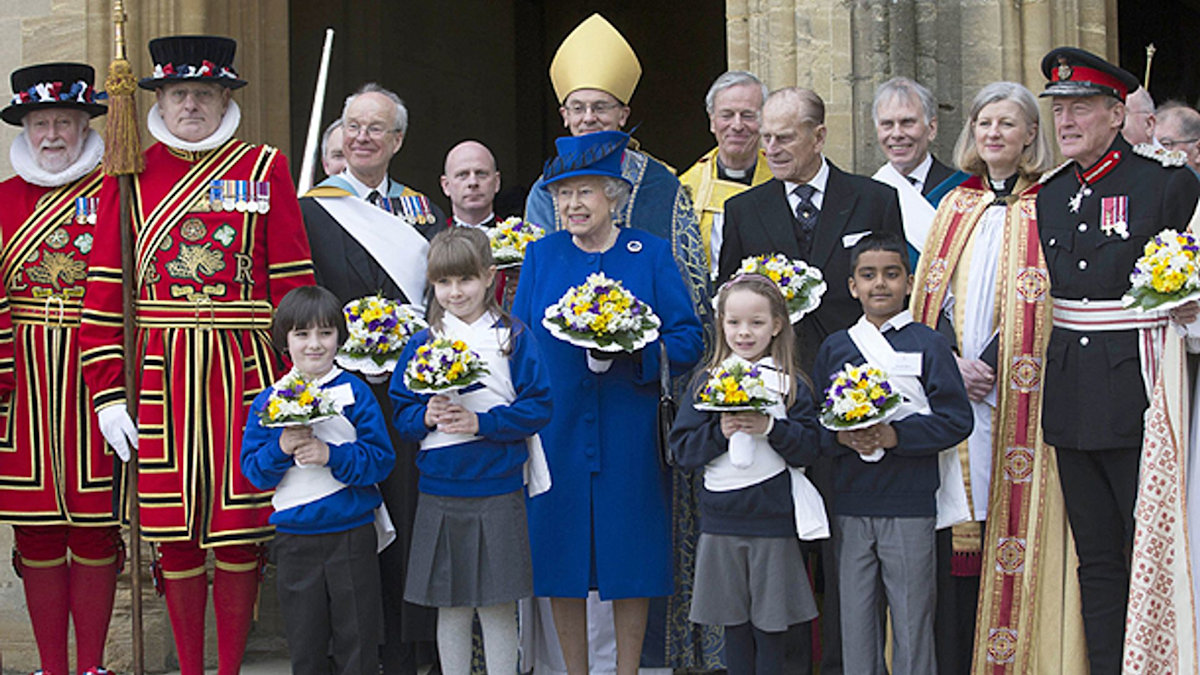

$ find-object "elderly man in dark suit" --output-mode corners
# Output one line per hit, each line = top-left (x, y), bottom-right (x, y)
(717, 86), (902, 675)
(719, 86), (903, 368)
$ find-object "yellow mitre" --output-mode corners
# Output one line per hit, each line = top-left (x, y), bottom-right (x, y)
(549, 13), (642, 104)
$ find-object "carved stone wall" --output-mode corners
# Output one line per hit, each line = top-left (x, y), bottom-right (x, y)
(726, 0), (1118, 173)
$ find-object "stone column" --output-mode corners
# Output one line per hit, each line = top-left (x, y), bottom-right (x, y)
(728, 0), (1116, 173)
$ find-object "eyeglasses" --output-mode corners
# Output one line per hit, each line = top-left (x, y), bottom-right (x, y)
(1160, 137), (1200, 149)
(564, 101), (621, 116)
(344, 121), (397, 138)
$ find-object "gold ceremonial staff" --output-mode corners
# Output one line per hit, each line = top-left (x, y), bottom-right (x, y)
(101, 1), (146, 672)
(1145, 43), (1156, 89)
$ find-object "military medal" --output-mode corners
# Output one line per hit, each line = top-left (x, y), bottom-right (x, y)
(246, 182), (260, 213)
(210, 180), (224, 212)
(417, 195), (433, 225)
(74, 197), (88, 224)
(1068, 186), (1092, 214)
(255, 181), (271, 213)
(399, 195), (413, 221)
(234, 180), (249, 212)
(86, 197), (98, 224)
(1100, 195), (1130, 239)
(221, 180), (236, 212)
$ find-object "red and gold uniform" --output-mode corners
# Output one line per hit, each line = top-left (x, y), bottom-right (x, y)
(80, 138), (314, 674)
(0, 168), (110, 526)
(82, 139), (313, 544)
(0, 59), (121, 675)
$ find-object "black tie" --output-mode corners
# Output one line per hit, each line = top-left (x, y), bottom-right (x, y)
(793, 184), (819, 259)
(907, 175), (920, 187)
(367, 190), (387, 212)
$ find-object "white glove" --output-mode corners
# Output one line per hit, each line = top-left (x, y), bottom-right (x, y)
(98, 403), (138, 462)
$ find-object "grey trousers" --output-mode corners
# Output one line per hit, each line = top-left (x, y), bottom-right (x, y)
(275, 523), (383, 675)
(836, 515), (936, 675)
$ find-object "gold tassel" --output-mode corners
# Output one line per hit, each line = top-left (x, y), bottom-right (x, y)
(102, 57), (143, 176)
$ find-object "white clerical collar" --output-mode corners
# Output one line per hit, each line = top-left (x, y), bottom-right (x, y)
(10, 128), (104, 187)
(783, 156), (829, 197)
(903, 153), (933, 187)
(454, 212), (495, 228)
(339, 168), (388, 200)
(876, 309), (914, 333)
(147, 99), (241, 152)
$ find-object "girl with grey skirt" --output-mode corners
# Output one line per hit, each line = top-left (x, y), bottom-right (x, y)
(670, 273), (825, 673)
(389, 228), (554, 674)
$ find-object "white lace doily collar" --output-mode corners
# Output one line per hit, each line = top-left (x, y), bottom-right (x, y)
(9, 129), (103, 187)
(147, 99), (241, 152)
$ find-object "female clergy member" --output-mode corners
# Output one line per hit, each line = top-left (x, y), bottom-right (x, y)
(910, 81), (1086, 674)
(512, 129), (703, 675)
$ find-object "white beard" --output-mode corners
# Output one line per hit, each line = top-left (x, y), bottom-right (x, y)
(10, 129), (104, 187)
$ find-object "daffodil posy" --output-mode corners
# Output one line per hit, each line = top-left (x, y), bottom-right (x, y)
(403, 337), (489, 393)
(820, 362), (902, 429)
(487, 217), (546, 265)
(697, 356), (776, 409)
(260, 371), (340, 426)
(737, 254), (826, 320)
(1123, 228), (1200, 310)
(340, 295), (427, 366)
(543, 272), (661, 351)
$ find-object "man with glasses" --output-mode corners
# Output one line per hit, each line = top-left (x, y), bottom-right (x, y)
(680, 70), (772, 278)
(299, 82), (441, 674)
(1155, 102), (1200, 176)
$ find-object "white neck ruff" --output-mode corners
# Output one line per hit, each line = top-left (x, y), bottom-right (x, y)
(147, 99), (241, 152)
(10, 129), (104, 187)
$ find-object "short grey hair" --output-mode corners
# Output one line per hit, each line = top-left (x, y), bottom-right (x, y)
(873, 77), (937, 125)
(342, 83), (409, 135)
(765, 87), (825, 126)
(602, 176), (632, 214)
(704, 71), (768, 116)
(1159, 103), (1200, 140)
(320, 118), (342, 158)
(952, 81), (1054, 178)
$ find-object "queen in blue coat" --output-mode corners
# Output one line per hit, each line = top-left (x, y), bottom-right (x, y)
(512, 130), (703, 671)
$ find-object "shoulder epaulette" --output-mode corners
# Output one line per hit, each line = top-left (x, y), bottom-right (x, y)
(1039, 160), (1074, 184)
(1131, 142), (1189, 167)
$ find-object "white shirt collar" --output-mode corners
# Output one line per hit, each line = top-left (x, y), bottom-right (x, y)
(783, 156), (830, 197)
(453, 212), (495, 228)
(903, 153), (933, 187)
(10, 128), (103, 187)
(878, 309), (914, 333)
(339, 168), (388, 200)
(147, 99), (241, 152)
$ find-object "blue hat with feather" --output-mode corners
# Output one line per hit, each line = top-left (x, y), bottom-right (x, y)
(542, 130), (632, 188)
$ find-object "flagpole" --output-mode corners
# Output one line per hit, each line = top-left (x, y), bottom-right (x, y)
(101, 1), (145, 672)
(296, 28), (334, 195)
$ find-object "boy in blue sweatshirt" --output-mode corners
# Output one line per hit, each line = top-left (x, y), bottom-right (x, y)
(812, 232), (972, 675)
(241, 286), (395, 675)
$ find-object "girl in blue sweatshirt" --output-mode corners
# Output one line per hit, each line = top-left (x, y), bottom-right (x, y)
(670, 273), (824, 675)
(390, 227), (553, 675)
(241, 285), (396, 675)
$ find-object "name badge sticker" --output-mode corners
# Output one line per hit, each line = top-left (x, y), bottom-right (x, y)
(891, 352), (922, 377)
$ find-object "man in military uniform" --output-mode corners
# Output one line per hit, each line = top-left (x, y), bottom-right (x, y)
(0, 61), (117, 675)
(1036, 46), (1200, 675)
(80, 35), (315, 675)
(299, 83), (442, 673)
(679, 70), (772, 278)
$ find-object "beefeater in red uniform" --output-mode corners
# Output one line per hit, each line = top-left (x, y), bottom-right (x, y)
(0, 61), (120, 675)
(79, 35), (314, 675)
